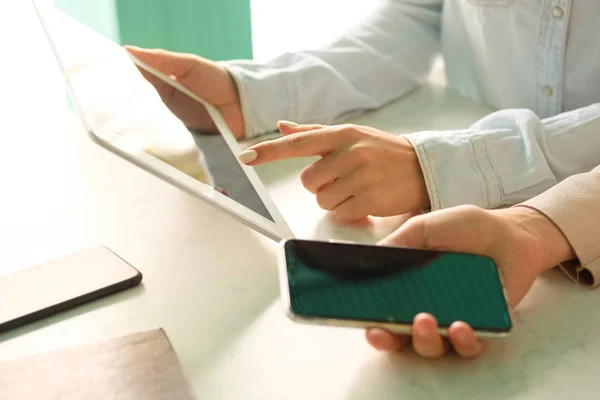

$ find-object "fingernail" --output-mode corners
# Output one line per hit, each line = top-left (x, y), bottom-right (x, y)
(237, 149), (258, 164)
(278, 120), (299, 128)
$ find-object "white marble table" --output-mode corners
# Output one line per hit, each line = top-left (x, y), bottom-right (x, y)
(1, 1), (599, 399)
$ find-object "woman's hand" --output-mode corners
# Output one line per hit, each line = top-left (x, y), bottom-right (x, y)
(125, 46), (245, 138)
(238, 122), (429, 222)
(365, 205), (574, 358)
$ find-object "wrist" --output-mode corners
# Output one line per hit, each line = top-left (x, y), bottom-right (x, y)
(506, 206), (576, 270)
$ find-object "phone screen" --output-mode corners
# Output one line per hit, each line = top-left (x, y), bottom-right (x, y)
(283, 240), (511, 332)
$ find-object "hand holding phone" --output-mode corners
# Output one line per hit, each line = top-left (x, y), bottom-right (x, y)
(278, 239), (511, 339)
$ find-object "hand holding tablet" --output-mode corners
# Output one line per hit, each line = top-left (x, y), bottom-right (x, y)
(124, 46), (245, 139)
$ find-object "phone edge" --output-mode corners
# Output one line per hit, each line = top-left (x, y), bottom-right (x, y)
(276, 239), (511, 340)
(0, 247), (143, 335)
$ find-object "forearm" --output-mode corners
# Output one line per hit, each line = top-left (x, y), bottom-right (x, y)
(223, 0), (443, 137)
(471, 103), (600, 204)
(406, 103), (600, 210)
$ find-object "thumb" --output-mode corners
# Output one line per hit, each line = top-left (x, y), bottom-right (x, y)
(124, 46), (197, 78)
(277, 121), (325, 136)
(124, 46), (181, 95)
(378, 214), (427, 249)
(124, 46), (234, 106)
(378, 206), (498, 257)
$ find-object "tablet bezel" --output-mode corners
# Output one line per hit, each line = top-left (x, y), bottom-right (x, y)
(33, 1), (294, 242)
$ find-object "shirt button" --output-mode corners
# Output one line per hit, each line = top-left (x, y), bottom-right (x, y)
(552, 5), (564, 19)
(542, 85), (553, 97)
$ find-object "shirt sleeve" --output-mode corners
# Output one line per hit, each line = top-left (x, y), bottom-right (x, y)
(516, 165), (600, 287)
(220, 0), (443, 138)
(404, 103), (600, 210)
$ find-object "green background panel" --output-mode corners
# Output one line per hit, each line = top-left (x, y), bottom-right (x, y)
(54, 0), (253, 60)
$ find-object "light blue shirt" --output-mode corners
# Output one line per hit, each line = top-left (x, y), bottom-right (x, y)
(223, 0), (600, 211)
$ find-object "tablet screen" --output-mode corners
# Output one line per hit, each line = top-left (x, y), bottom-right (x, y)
(38, 4), (278, 225)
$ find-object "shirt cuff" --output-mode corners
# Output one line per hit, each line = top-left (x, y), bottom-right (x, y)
(404, 130), (503, 211)
(219, 60), (297, 139)
(516, 172), (600, 287)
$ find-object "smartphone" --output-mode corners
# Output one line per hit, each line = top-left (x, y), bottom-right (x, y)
(0, 246), (142, 334)
(278, 239), (512, 339)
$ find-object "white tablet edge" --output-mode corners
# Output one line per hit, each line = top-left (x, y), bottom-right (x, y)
(33, 1), (294, 242)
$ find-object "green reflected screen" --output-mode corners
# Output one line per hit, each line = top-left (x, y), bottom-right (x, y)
(285, 240), (511, 332)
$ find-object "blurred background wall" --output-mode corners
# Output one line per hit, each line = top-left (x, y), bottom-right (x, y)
(53, 0), (378, 61)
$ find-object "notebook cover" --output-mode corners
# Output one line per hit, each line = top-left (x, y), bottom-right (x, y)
(0, 328), (196, 400)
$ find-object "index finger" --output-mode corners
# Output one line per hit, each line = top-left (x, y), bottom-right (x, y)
(237, 126), (351, 165)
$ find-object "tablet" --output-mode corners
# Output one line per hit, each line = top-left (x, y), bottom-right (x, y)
(33, 2), (294, 241)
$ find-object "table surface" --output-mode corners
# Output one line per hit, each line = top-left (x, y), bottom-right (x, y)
(1, 1), (600, 399)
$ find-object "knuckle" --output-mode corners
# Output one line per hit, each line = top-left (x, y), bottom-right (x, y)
(338, 123), (355, 131)
(456, 204), (487, 221)
(336, 124), (360, 138)
(348, 144), (373, 163)
(316, 193), (333, 210)
(286, 133), (306, 147)
(457, 204), (483, 214)
(407, 213), (428, 229)
(401, 215), (428, 240)
(299, 167), (318, 193)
